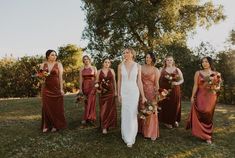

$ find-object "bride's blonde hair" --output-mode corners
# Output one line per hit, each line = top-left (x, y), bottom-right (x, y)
(124, 47), (136, 60)
(163, 55), (175, 68)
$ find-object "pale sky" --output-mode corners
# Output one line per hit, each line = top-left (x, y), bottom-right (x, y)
(0, 0), (235, 58)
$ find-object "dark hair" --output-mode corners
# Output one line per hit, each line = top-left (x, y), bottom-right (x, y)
(145, 52), (156, 65)
(45, 49), (57, 60)
(82, 55), (91, 63)
(102, 57), (111, 63)
(200, 56), (215, 70)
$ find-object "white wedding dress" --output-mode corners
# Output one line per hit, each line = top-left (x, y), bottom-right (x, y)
(121, 62), (140, 145)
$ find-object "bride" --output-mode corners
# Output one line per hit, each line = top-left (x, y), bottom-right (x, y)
(117, 48), (147, 148)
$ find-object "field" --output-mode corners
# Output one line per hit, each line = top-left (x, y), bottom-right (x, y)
(0, 94), (235, 158)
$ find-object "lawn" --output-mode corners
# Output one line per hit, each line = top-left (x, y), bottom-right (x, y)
(0, 94), (234, 158)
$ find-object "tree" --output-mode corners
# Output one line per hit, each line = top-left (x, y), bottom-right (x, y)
(216, 51), (235, 104)
(215, 29), (235, 104)
(229, 29), (235, 45)
(58, 44), (83, 92)
(193, 42), (217, 58)
(0, 56), (43, 97)
(82, 0), (225, 60)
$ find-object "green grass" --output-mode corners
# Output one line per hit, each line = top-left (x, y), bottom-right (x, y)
(0, 95), (235, 158)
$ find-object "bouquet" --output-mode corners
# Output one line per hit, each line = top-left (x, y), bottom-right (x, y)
(138, 88), (169, 120)
(204, 72), (222, 94)
(157, 88), (170, 101)
(165, 73), (181, 87)
(94, 78), (111, 94)
(138, 100), (157, 120)
(32, 69), (50, 86)
(75, 89), (85, 103)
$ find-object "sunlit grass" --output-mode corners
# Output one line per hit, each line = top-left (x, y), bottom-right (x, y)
(0, 95), (235, 158)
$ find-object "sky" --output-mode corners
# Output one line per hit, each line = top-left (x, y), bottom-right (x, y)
(0, 0), (235, 58)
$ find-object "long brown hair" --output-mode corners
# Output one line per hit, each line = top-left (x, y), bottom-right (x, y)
(200, 56), (215, 71)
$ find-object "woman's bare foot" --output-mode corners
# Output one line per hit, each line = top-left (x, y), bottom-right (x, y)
(127, 143), (133, 148)
(151, 137), (157, 141)
(164, 123), (173, 129)
(51, 127), (57, 132)
(102, 129), (107, 134)
(42, 128), (48, 133)
(175, 121), (179, 127)
(206, 139), (212, 144)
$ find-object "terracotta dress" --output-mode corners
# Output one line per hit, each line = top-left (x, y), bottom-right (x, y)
(186, 72), (217, 141)
(159, 68), (181, 126)
(98, 70), (117, 130)
(41, 63), (67, 130)
(82, 67), (96, 121)
(138, 70), (159, 139)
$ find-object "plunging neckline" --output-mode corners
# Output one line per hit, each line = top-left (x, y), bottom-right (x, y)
(123, 62), (136, 80)
(46, 62), (56, 73)
(142, 65), (155, 76)
(101, 69), (110, 78)
(199, 71), (213, 79)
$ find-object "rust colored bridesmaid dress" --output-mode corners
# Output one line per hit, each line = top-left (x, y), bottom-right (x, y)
(98, 70), (117, 130)
(159, 68), (181, 126)
(138, 70), (159, 139)
(186, 72), (217, 141)
(41, 63), (67, 130)
(82, 67), (96, 122)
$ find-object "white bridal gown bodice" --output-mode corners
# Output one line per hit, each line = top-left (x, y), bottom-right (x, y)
(121, 62), (140, 145)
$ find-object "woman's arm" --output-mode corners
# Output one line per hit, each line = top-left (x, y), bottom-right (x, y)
(58, 62), (64, 95)
(117, 64), (122, 103)
(95, 70), (100, 83)
(155, 67), (160, 91)
(79, 67), (84, 93)
(95, 70), (101, 93)
(137, 64), (147, 103)
(191, 71), (199, 103)
(93, 66), (98, 81)
(172, 68), (184, 85)
(111, 69), (117, 96)
(39, 63), (44, 70)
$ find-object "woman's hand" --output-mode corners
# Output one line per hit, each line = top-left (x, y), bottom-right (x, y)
(141, 96), (147, 104)
(118, 95), (122, 104)
(190, 96), (195, 103)
(61, 89), (65, 95)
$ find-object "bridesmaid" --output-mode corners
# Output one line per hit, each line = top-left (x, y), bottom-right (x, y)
(138, 52), (160, 140)
(159, 56), (184, 128)
(79, 55), (97, 127)
(40, 49), (67, 132)
(96, 58), (117, 134)
(186, 57), (221, 144)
